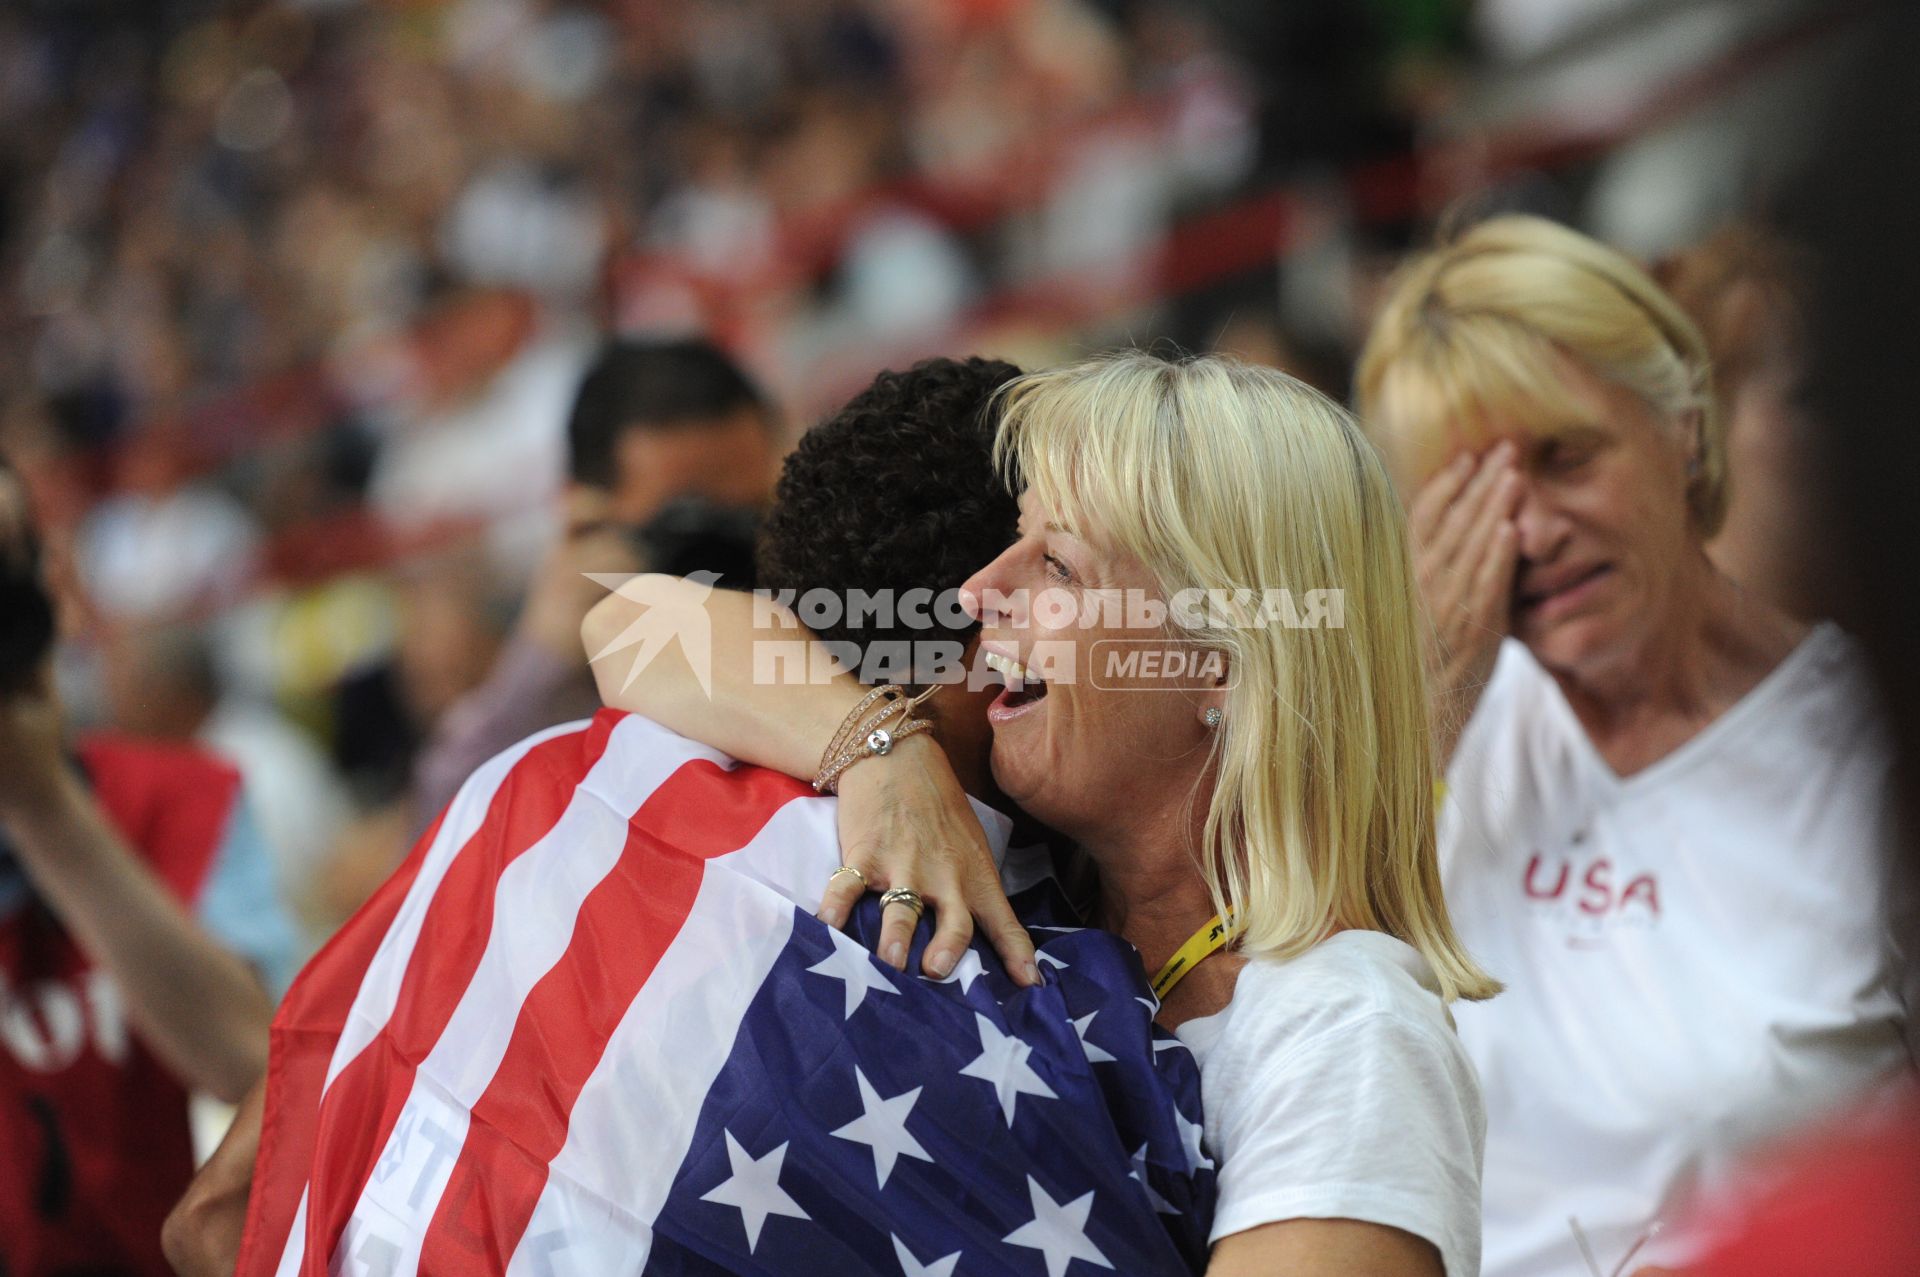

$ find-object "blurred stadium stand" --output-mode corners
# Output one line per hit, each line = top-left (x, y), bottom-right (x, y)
(0, 0), (1867, 932)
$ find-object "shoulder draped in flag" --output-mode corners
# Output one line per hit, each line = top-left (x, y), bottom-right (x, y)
(238, 709), (1216, 1275)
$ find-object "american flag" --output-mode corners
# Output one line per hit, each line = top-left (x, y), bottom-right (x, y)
(237, 710), (1217, 1276)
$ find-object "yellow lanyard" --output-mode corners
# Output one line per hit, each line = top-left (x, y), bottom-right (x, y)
(1149, 912), (1239, 1001)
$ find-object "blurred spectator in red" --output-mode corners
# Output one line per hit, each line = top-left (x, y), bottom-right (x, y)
(0, 454), (296, 1277)
(408, 336), (778, 834)
(1657, 224), (1814, 618)
(100, 623), (348, 945)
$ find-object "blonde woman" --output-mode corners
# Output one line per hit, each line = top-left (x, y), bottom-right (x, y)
(584, 352), (1496, 1276)
(1355, 215), (1913, 1277)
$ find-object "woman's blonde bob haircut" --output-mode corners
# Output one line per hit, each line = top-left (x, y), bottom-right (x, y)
(992, 351), (1499, 1003)
(1356, 214), (1726, 534)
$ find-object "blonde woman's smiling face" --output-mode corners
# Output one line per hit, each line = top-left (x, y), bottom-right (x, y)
(960, 489), (1218, 853)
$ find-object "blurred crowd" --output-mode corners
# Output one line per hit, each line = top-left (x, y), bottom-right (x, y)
(0, 0), (1483, 943)
(2, 1), (1914, 1276)
(0, 0), (1856, 973)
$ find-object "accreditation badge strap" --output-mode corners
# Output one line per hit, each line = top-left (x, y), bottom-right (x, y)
(1150, 910), (1240, 1001)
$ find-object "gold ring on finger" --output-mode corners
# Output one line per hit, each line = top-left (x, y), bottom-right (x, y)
(878, 886), (926, 921)
(828, 865), (868, 890)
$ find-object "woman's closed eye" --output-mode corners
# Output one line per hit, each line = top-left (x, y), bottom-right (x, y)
(1043, 552), (1073, 583)
(1537, 438), (1598, 476)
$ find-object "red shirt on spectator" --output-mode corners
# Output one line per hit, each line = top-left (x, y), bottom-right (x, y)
(0, 736), (240, 1277)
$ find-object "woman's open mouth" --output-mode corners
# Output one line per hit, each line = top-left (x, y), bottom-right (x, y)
(984, 649), (1049, 721)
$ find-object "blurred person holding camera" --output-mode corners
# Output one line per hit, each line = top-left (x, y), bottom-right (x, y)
(408, 337), (779, 834)
(1355, 215), (1913, 1277)
(0, 455), (298, 1277)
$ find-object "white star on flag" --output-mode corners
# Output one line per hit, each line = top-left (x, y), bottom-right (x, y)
(958, 1012), (1058, 1125)
(1003, 1176), (1113, 1277)
(1129, 1144), (1180, 1215)
(1174, 1104), (1214, 1173)
(1134, 996), (1159, 1015)
(807, 927), (900, 1019)
(892, 1234), (962, 1277)
(1069, 1012), (1116, 1064)
(831, 1067), (932, 1188)
(1037, 950), (1070, 971)
(699, 1131), (810, 1253)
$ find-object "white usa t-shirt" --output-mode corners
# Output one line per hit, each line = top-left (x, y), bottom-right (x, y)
(1174, 931), (1486, 1277)
(1443, 625), (1914, 1277)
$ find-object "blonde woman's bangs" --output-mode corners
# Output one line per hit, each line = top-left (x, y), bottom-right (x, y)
(993, 357), (1227, 590)
(1371, 320), (1597, 479)
(993, 365), (1144, 554)
(1357, 213), (1727, 532)
(988, 350), (1501, 1004)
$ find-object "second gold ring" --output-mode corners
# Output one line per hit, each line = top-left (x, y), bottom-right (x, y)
(878, 886), (926, 920)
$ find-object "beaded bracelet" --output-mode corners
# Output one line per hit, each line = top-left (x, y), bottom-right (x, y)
(813, 717), (933, 794)
(816, 685), (908, 776)
(812, 684), (941, 794)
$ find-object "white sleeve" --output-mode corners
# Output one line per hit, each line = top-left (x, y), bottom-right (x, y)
(1206, 1009), (1485, 1277)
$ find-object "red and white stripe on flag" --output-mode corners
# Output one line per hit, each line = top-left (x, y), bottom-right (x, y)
(235, 708), (844, 1276)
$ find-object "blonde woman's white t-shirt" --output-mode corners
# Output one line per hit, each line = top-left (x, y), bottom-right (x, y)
(1173, 930), (1486, 1277)
(1442, 626), (1914, 1277)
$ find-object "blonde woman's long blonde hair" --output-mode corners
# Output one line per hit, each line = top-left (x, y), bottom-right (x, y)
(993, 351), (1499, 1002)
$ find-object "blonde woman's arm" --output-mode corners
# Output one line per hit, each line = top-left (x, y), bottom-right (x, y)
(1209, 1219), (1445, 1277)
(582, 574), (860, 779)
(582, 576), (1039, 986)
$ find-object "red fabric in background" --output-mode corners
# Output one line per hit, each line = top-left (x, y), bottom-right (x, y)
(0, 735), (239, 1277)
(1690, 1084), (1920, 1277)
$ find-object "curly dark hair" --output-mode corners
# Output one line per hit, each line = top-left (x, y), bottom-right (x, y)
(756, 357), (1022, 676)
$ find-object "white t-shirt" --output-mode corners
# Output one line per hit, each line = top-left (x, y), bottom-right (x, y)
(1442, 626), (1914, 1277)
(1174, 930), (1486, 1277)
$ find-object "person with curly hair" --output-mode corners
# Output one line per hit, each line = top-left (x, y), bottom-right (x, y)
(755, 358), (1024, 687)
(172, 356), (1225, 1276)
(584, 351), (1492, 1277)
